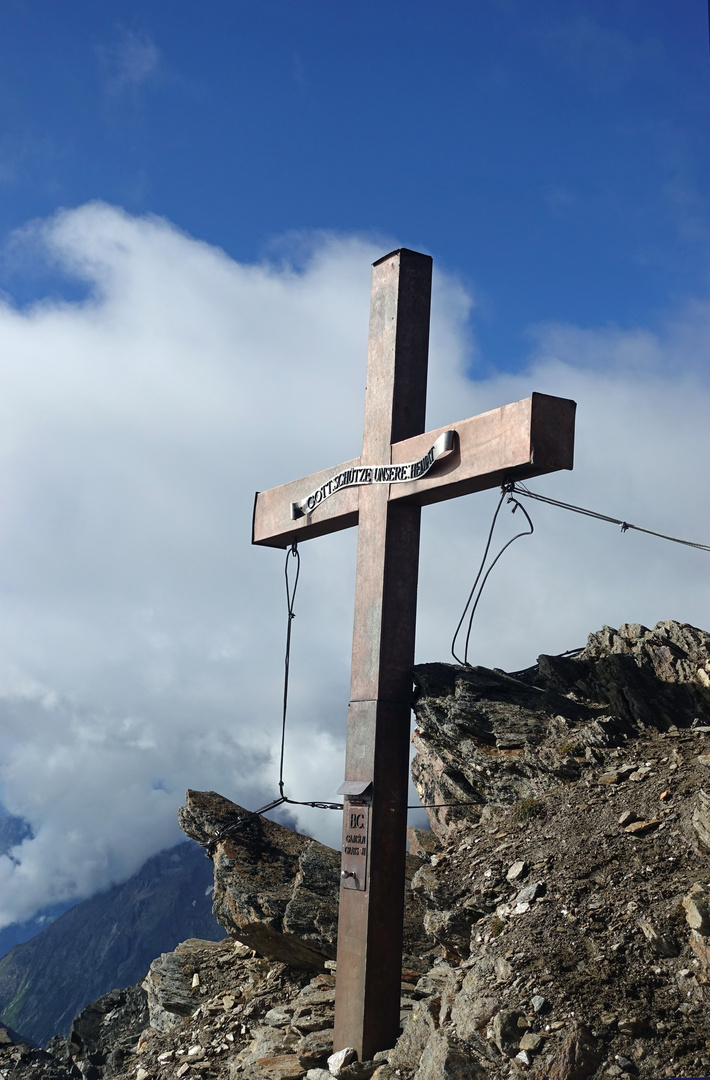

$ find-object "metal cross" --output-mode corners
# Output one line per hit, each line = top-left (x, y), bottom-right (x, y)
(252, 248), (575, 1060)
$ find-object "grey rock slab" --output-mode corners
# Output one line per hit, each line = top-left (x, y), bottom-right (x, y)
(291, 1005), (335, 1034)
(515, 880), (546, 904)
(293, 988), (336, 1007)
(235, 1025), (299, 1068)
(142, 942), (207, 1032)
(693, 788), (710, 849)
(449, 956), (501, 1039)
(388, 999), (439, 1072)
(327, 1046), (357, 1076)
(683, 888), (710, 934)
(296, 1029), (334, 1069)
(265, 1006), (297, 1027)
(451, 992), (500, 1041)
(414, 1030), (486, 1079)
(494, 956), (512, 982)
(180, 789), (429, 969)
(491, 1009), (524, 1058)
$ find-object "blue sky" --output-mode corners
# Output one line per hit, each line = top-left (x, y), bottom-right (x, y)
(2, 2), (709, 364)
(0, 2), (709, 929)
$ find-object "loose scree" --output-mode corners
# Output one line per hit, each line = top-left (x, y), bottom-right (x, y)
(252, 248), (576, 1059)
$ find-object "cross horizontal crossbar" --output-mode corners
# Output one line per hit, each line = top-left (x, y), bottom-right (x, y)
(252, 391), (576, 549)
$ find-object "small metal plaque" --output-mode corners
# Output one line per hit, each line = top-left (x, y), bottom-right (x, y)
(341, 801), (370, 891)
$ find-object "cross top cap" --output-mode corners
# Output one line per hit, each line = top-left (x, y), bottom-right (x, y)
(371, 247), (432, 267)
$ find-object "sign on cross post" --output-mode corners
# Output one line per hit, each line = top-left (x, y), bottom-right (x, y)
(252, 249), (576, 1060)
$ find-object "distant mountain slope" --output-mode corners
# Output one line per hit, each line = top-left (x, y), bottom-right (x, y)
(0, 840), (223, 1046)
(0, 901), (78, 962)
(0, 815), (32, 855)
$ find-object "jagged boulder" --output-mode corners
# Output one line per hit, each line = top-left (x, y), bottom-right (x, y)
(142, 939), (221, 1032)
(693, 787), (710, 849)
(179, 790), (430, 969)
(45, 983), (150, 1077)
(0, 1027), (77, 1079)
(179, 790), (342, 968)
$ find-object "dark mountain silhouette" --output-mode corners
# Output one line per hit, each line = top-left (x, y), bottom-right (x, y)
(0, 840), (223, 1046)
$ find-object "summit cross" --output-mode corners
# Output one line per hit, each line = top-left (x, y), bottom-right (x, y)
(252, 248), (576, 1060)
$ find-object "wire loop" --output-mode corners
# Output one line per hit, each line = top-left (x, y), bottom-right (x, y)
(279, 541), (300, 798)
(451, 486), (534, 665)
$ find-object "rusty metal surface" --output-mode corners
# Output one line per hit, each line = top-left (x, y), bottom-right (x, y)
(333, 251), (430, 1060)
(390, 392), (576, 507)
(251, 458), (360, 548)
(335, 697), (412, 1058)
(251, 393), (575, 549)
(250, 247), (577, 1060)
(362, 249), (431, 456)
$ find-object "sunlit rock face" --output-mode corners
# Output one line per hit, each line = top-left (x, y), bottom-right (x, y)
(178, 789), (428, 970)
(411, 619), (710, 841)
(179, 789), (342, 968)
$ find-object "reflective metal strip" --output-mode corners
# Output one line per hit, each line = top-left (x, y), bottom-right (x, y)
(290, 430), (454, 520)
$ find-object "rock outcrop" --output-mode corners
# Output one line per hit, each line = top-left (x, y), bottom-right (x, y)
(5, 619), (710, 1080)
(411, 619), (710, 841)
(178, 791), (342, 968)
(46, 983), (149, 1078)
(178, 789), (430, 970)
(0, 1026), (77, 1079)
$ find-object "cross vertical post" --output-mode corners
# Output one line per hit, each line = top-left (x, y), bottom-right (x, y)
(251, 246), (576, 1064)
(334, 249), (432, 1058)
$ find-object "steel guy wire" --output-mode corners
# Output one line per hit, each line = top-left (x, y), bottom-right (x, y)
(510, 482), (710, 552)
(451, 487), (535, 666)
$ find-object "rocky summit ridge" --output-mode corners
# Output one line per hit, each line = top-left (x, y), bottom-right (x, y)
(3, 620), (710, 1080)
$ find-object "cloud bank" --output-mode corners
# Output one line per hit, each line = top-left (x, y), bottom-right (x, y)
(0, 203), (708, 927)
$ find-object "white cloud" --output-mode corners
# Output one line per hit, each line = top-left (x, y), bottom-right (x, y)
(0, 203), (708, 927)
